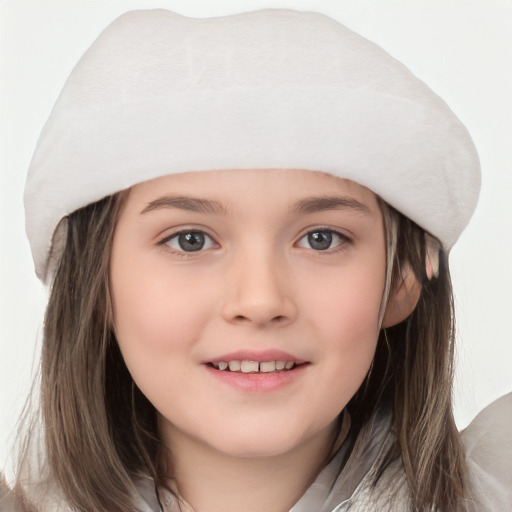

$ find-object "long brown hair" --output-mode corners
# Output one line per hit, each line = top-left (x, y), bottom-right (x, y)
(5, 192), (467, 511)
(348, 204), (467, 511)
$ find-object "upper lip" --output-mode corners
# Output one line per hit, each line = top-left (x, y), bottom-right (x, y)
(204, 349), (306, 364)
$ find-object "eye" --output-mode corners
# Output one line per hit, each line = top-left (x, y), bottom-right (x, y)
(163, 231), (216, 252)
(297, 229), (348, 251)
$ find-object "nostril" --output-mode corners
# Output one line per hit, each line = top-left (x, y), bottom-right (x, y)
(223, 296), (297, 326)
(231, 314), (288, 324)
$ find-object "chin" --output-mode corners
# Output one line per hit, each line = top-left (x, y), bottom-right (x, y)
(199, 418), (326, 460)
(160, 408), (336, 461)
(209, 432), (305, 459)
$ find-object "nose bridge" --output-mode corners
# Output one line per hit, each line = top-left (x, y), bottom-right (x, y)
(222, 239), (296, 326)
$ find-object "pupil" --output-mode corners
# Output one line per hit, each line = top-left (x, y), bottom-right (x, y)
(308, 231), (332, 250)
(178, 232), (205, 252)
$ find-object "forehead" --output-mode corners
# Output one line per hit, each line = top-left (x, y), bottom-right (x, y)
(127, 169), (379, 210)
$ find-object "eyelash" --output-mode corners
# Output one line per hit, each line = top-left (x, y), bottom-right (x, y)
(158, 227), (351, 255)
(159, 229), (217, 255)
(295, 227), (352, 253)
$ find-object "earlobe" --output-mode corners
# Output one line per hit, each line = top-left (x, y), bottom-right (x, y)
(381, 265), (422, 328)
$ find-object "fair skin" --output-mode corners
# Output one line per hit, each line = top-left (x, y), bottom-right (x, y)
(110, 169), (413, 512)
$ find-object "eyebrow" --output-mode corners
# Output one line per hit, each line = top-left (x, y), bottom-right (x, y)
(141, 195), (230, 216)
(291, 196), (372, 215)
(140, 193), (371, 217)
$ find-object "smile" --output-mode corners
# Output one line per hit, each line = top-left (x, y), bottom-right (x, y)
(209, 360), (298, 373)
(204, 355), (309, 392)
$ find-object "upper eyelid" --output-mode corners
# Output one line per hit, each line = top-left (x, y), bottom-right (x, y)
(154, 221), (355, 248)
(157, 227), (352, 243)
(158, 226), (218, 244)
(294, 228), (353, 253)
(158, 230), (218, 256)
(295, 226), (353, 242)
(160, 235), (216, 252)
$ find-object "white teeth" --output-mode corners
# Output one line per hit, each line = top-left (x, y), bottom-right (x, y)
(259, 361), (276, 373)
(212, 360), (297, 373)
(241, 361), (259, 373)
(228, 360), (241, 371)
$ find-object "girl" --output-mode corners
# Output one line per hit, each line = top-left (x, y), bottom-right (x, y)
(1, 6), (511, 512)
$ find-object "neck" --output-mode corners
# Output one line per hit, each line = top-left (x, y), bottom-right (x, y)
(162, 421), (342, 512)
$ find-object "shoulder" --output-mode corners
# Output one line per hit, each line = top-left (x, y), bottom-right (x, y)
(0, 476), (23, 512)
(461, 393), (512, 512)
(0, 472), (71, 512)
(332, 395), (512, 512)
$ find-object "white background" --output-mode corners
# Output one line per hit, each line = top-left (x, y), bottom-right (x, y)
(1, 0), (511, 469)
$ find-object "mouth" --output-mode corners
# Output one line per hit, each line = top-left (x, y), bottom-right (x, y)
(204, 352), (309, 392)
(207, 360), (302, 373)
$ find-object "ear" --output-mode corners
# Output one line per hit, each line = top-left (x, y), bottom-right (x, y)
(381, 264), (422, 328)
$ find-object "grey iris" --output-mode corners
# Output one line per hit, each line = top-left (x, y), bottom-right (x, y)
(179, 232), (205, 251)
(308, 231), (332, 250)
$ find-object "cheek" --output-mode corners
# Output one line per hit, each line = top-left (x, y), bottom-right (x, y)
(304, 261), (384, 340)
(110, 273), (199, 404)
(300, 261), (384, 395)
(109, 259), (215, 403)
(111, 252), (210, 349)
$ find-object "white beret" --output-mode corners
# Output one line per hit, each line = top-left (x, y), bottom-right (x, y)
(24, 8), (480, 282)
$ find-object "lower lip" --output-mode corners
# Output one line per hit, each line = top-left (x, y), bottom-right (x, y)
(204, 364), (308, 393)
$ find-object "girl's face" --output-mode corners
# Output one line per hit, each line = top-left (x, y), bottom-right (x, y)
(110, 169), (386, 459)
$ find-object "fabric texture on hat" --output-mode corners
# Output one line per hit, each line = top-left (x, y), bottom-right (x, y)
(24, 8), (481, 282)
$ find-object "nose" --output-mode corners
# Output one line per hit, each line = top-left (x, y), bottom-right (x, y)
(221, 248), (298, 328)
